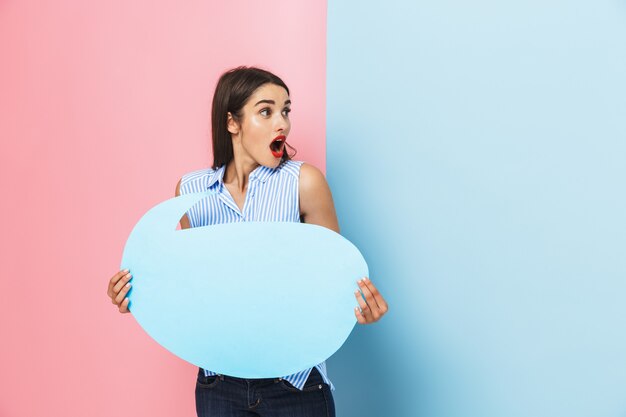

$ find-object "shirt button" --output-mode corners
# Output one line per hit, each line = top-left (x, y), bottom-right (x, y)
(318, 384), (323, 389)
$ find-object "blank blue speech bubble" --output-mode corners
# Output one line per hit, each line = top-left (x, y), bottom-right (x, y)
(121, 191), (368, 378)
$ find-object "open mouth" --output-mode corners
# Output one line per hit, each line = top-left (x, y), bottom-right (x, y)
(270, 136), (286, 158)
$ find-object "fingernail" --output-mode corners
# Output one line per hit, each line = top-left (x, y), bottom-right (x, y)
(124, 269), (129, 272)
(125, 283), (131, 288)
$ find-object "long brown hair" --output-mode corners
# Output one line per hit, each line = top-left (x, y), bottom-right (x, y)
(211, 66), (295, 169)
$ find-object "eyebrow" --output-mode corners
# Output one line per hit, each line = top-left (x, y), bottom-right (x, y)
(254, 99), (291, 106)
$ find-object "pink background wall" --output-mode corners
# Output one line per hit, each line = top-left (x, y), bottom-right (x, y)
(0, 1), (326, 416)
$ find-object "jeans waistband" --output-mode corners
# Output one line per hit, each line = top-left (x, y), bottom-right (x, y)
(198, 367), (321, 387)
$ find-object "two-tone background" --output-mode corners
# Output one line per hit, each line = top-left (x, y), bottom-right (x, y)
(1, 1), (625, 416)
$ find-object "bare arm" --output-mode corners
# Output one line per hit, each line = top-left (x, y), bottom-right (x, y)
(175, 178), (191, 229)
(299, 163), (388, 324)
(299, 163), (340, 233)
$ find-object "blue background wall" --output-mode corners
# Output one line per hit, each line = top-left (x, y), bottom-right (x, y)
(326, 1), (626, 416)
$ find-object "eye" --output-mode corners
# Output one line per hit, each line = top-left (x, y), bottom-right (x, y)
(282, 108), (291, 117)
(260, 108), (271, 117)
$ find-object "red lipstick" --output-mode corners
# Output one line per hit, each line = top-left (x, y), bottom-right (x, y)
(270, 135), (286, 158)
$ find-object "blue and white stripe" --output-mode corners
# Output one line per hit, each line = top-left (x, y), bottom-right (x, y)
(179, 159), (335, 391)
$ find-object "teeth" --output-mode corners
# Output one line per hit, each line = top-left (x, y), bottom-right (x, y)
(270, 139), (285, 152)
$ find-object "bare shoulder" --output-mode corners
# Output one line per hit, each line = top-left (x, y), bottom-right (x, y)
(299, 163), (329, 195)
(175, 178), (183, 197)
(299, 163), (339, 233)
(175, 178), (191, 229)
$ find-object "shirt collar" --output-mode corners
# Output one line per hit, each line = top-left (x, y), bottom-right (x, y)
(206, 164), (279, 189)
(249, 164), (277, 183)
(206, 165), (226, 189)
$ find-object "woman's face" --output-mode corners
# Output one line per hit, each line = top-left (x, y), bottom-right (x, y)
(229, 83), (291, 169)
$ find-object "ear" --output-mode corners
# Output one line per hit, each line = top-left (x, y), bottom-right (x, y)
(227, 112), (240, 135)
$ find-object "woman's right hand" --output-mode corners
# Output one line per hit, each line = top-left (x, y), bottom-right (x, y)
(107, 269), (132, 313)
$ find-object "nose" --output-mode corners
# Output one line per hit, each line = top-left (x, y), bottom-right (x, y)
(275, 114), (288, 132)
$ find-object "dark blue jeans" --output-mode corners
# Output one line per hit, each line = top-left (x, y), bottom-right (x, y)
(195, 367), (335, 417)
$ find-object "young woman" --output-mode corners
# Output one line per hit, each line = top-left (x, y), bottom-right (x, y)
(107, 66), (388, 417)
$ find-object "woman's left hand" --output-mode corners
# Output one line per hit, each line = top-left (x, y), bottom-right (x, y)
(354, 277), (389, 324)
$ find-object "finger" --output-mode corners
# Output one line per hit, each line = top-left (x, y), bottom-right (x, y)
(354, 290), (374, 322)
(109, 269), (129, 286)
(358, 279), (381, 321)
(109, 273), (132, 304)
(112, 273), (132, 295)
(118, 297), (130, 314)
(108, 269), (129, 297)
(115, 282), (131, 305)
(362, 277), (388, 314)
(354, 307), (367, 324)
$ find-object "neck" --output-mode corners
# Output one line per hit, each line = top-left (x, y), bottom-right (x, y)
(224, 150), (258, 193)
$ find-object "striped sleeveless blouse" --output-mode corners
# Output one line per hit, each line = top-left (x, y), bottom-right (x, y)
(179, 159), (334, 391)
